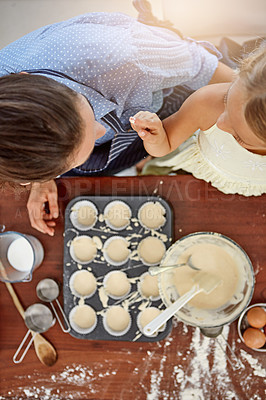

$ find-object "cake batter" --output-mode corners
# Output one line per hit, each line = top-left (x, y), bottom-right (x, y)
(72, 236), (97, 262)
(72, 270), (97, 297)
(105, 271), (130, 297)
(105, 306), (131, 333)
(138, 236), (165, 265)
(104, 202), (131, 229)
(138, 202), (166, 229)
(104, 237), (130, 263)
(73, 305), (96, 329)
(77, 205), (97, 227)
(173, 243), (239, 309)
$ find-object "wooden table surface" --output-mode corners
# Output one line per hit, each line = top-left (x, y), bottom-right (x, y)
(0, 176), (265, 400)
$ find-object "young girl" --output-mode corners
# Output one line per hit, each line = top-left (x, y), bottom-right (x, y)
(130, 45), (266, 196)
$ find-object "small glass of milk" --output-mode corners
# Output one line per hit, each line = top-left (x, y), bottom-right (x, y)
(0, 231), (44, 282)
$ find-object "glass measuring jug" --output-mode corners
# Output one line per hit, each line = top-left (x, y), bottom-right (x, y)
(0, 231), (44, 282)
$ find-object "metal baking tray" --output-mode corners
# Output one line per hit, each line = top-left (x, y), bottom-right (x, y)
(63, 195), (173, 342)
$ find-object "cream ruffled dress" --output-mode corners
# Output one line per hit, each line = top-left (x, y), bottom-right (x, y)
(141, 124), (266, 197)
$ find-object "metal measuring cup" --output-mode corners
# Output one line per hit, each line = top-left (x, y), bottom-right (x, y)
(36, 278), (70, 333)
(13, 303), (55, 363)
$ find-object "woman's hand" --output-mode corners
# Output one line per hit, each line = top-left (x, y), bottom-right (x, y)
(27, 180), (59, 236)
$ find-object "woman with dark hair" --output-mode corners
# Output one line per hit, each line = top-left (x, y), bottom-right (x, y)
(0, 11), (233, 235)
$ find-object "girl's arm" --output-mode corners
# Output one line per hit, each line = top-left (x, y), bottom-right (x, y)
(130, 84), (226, 157)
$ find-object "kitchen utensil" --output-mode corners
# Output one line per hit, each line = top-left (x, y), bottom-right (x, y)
(148, 255), (200, 276)
(4, 280), (57, 366)
(237, 303), (266, 353)
(0, 231), (44, 282)
(13, 303), (56, 364)
(157, 232), (255, 371)
(64, 195), (173, 343)
(143, 271), (222, 336)
(159, 232), (254, 331)
(36, 278), (70, 333)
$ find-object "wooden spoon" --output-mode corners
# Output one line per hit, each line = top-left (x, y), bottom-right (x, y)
(4, 280), (57, 366)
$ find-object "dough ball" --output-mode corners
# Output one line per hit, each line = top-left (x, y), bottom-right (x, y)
(104, 237), (130, 265)
(77, 205), (97, 227)
(104, 201), (131, 229)
(104, 271), (131, 298)
(104, 306), (131, 335)
(70, 200), (98, 230)
(138, 307), (164, 334)
(138, 236), (165, 265)
(71, 270), (97, 297)
(71, 236), (97, 263)
(139, 273), (159, 299)
(72, 305), (97, 330)
(138, 202), (166, 230)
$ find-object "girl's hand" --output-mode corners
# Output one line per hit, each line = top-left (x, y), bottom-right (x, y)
(129, 111), (167, 145)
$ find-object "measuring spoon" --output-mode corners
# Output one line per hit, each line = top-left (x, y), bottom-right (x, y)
(36, 278), (70, 333)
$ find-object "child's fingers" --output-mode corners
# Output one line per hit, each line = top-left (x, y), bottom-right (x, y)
(138, 130), (147, 138)
(137, 130), (159, 144)
(130, 115), (161, 131)
(129, 116), (137, 130)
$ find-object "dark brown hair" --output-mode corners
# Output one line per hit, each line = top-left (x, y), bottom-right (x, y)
(0, 73), (83, 183)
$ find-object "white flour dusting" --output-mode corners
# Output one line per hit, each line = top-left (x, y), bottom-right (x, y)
(240, 350), (266, 377)
(1, 325), (265, 400)
(146, 324), (265, 400)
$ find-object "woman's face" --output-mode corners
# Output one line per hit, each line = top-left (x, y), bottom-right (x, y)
(216, 78), (266, 154)
(69, 94), (106, 168)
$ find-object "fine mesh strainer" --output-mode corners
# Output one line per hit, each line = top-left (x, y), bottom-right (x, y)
(36, 278), (70, 333)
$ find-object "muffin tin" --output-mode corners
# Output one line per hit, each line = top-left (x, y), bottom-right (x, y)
(63, 195), (173, 342)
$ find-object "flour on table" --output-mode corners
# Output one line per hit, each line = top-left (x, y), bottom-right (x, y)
(2, 324), (265, 400)
(240, 350), (266, 377)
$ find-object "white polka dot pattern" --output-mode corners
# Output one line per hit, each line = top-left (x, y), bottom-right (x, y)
(0, 12), (219, 151)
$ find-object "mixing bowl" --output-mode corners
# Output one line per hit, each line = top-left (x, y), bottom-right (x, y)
(158, 232), (255, 332)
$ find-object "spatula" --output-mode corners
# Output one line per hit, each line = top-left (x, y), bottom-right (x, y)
(143, 271), (222, 336)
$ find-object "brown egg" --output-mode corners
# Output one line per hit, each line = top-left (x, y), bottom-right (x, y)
(243, 327), (266, 349)
(246, 307), (266, 328)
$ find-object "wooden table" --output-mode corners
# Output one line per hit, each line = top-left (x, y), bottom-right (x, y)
(0, 176), (265, 400)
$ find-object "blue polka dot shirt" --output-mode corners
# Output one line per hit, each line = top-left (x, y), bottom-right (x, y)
(0, 12), (219, 158)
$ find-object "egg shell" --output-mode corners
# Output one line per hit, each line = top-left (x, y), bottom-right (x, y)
(243, 327), (266, 349)
(246, 306), (266, 328)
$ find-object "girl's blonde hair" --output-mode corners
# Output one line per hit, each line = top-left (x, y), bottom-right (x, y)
(238, 43), (266, 142)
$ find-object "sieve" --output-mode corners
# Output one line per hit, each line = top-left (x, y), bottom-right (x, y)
(13, 303), (55, 363)
(36, 278), (70, 333)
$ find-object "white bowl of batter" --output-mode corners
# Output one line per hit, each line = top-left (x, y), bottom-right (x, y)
(158, 232), (255, 330)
